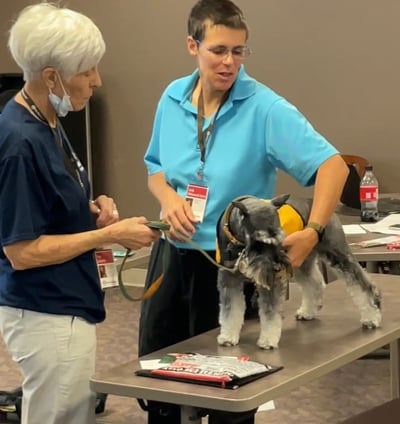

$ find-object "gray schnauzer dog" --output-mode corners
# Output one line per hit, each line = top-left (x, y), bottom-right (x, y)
(216, 194), (382, 350)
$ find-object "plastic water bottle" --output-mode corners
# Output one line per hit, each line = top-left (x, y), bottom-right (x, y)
(360, 164), (379, 222)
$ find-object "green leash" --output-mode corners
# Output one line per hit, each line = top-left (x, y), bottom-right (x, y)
(117, 221), (170, 301)
(117, 221), (235, 301)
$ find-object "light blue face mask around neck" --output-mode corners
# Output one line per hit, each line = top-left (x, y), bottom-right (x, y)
(48, 72), (74, 117)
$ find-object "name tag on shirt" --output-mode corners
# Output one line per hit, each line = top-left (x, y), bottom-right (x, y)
(185, 183), (209, 223)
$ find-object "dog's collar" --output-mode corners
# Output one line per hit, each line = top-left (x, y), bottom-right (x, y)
(222, 195), (252, 247)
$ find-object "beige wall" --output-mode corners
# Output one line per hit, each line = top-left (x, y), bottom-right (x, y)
(1, 1), (399, 219)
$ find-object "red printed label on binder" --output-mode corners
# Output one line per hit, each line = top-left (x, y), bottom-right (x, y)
(360, 186), (378, 201)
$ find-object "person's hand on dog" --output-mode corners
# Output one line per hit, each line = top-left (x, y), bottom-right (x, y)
(282, 228), (319, 268)
(160, 191), (198, 241)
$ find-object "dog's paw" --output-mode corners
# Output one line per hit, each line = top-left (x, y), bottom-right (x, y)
(295, 310), (316, 321)
(217, 333), (239, 347)
(257, 337), (278, 350)
(361, 321), (379, 330)
(360, 308), (382, 329)
(361, 315), (381, 329)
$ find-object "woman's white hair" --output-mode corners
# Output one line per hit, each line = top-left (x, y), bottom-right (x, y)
(8, 2), (106, 81)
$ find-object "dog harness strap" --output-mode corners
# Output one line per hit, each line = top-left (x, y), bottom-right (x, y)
(221, 195), (254, 246)
(277, 204), (305, 235)
(215, 242), (221, 264)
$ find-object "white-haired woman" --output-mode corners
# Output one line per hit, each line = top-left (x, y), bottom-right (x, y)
(0, 3), (160, 424)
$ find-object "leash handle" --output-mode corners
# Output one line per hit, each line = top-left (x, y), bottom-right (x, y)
(146, 220), (170, 231)
(117, 221), (170, 301)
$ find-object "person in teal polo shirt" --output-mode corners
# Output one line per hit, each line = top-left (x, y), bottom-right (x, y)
(139, 1), (349, 423)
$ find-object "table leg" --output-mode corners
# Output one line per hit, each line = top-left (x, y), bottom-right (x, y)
(365, 261), (379, 273)
(390, 338), (400, 399)
(181, 405), (202, 424)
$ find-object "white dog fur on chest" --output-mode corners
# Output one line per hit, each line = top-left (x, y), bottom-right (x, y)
(216, 195), (382, 350)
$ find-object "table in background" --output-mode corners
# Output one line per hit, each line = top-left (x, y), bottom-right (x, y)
(337, 204), (400, 271)
(91, 274), (400, 424)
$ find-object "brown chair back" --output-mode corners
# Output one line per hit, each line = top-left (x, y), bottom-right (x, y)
(340, 154), (369, 209)
(341, 154), (368, 178)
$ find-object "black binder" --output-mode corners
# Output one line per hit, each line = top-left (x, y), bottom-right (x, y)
(135, 353), (283, 390)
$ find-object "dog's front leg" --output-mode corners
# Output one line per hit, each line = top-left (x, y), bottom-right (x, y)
(217, 269), (246, 347)
(256, 280), (287, 349)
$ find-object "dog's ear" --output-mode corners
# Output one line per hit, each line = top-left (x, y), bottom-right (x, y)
(270, 194), (290, 208)
(232, 200), (249, 217)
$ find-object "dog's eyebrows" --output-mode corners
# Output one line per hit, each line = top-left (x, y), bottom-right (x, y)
(260, 207), (277, 219)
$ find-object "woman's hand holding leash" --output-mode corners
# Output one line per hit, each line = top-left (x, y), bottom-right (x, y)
(109, 217), (161, 250)
(160, 191), (198, 241)
(89, 197), (162, 249)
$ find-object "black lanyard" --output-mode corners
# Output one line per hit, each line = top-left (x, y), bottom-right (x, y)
(53, 121), (87, 195)
(20, 88), (87, 196)
(21, 88), (47, 123)
(196, 88), (230, 178)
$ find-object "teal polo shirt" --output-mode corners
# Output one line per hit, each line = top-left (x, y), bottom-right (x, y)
(145, 67), (338, 250)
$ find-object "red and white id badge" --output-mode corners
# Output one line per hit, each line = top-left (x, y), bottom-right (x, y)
(95, 248), (117, 289)
(186, 183), (209, 223)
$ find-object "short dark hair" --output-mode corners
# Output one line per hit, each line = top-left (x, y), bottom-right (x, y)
(188, 0), (249, 42)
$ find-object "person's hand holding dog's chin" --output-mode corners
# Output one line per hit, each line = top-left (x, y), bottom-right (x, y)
(282, 228), (318, 268)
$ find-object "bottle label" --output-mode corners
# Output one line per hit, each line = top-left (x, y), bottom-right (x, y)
(360, 186), (378, 202)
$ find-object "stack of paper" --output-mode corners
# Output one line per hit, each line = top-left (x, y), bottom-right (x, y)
(360, 214), (400, 235)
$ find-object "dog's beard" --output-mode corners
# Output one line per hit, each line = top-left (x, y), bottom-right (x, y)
(236, 242), (290, 289)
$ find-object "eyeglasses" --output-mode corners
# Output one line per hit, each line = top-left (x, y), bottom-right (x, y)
(195, 40), (251, 61)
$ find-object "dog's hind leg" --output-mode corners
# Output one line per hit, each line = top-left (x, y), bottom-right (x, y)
(324, 250), (382, 328)
(256, 279), (287, 349)
(294, 255), (326, 321)
(217, 270), (246, 346)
